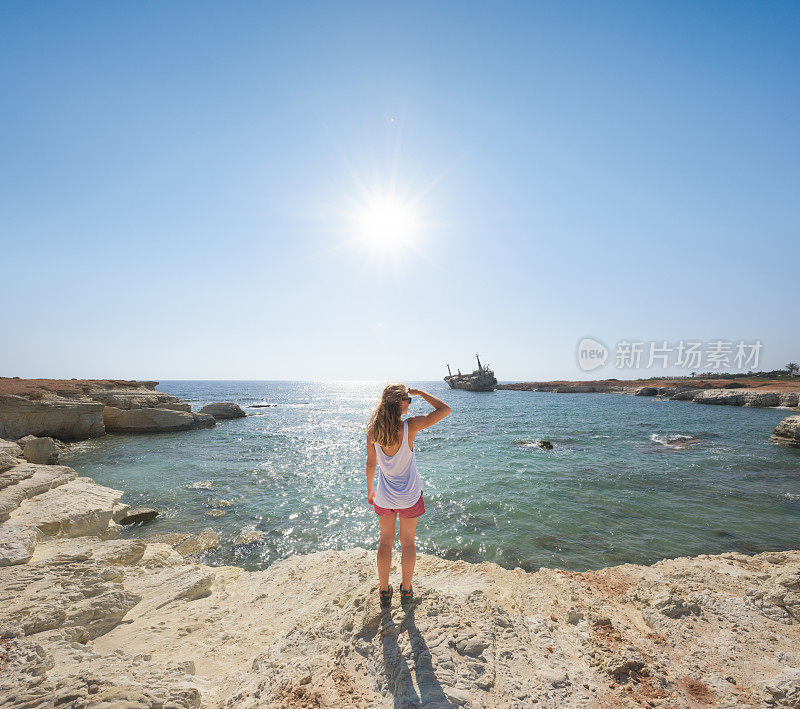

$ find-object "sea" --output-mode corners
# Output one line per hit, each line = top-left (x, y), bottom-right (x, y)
(60, 380), (800, 573)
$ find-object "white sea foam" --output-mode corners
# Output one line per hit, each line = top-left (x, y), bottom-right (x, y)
(650, 433), (697, 448)
(187, 480), (214, 490)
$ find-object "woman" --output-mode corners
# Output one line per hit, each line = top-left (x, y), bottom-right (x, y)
(366, 384), (451, 608)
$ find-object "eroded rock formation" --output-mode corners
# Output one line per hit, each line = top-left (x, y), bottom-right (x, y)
(103, 406), (215, 433)
(199, 403), (247, 419)
(0, 394), (105, 441)
(771, 416), (800, 449)
(0, 379), (222, 439)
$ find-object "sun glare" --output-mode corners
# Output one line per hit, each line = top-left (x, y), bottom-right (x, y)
(353, 195), (420, 255)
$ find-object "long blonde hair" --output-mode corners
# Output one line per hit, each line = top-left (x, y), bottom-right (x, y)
(368, 383), (407, 448)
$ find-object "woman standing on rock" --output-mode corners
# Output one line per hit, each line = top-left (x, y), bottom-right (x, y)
(366, 384), (451, 608)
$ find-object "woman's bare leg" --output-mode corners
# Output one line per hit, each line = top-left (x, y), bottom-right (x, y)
(377, 513), (397, 592)
(398, 515), (419, 591)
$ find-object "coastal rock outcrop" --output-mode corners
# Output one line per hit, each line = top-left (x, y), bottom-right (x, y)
(1, 446), (799, 706)
(103, 406), (216, 433)
(675, 389), (799, 408)
(693, 389), (774, 406)
(499, 379), (800, 409)
(670, 388), (704, 401)
(0, 394), (105, 441)
(200, 402), (247, 419)
(21, 436), (59, 465)
(0, 379), (203, 440)
(771, 416), (800, 448)
(174, 527), (220, 556)
(118, 507), (160, 525)
(156, 401), (193, 411)
(0, 437), (22, 458)
(84, 388), (185, 410)
(634, 386), (660, 396)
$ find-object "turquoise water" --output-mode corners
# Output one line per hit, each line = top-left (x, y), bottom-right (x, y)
(61, 381), (800, 572)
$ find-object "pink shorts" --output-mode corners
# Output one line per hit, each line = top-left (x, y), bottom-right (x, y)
(373, 492), (425, 518)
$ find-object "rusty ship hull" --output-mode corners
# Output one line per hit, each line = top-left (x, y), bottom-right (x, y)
(444, 355), (498, 392)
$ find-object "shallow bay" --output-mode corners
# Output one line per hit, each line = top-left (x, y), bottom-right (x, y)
(62, 380), (800, 572)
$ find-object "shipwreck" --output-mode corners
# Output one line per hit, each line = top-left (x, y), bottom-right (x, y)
(444, 354), (498, 392)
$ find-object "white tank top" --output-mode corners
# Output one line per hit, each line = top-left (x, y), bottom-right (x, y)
(373, 420), (422, 508)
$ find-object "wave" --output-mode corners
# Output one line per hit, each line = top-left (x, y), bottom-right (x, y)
(649, 433), (705, 449)
(186, 480), (214, 490)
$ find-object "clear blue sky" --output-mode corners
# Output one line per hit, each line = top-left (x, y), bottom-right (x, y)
(1, 1), (798, 381)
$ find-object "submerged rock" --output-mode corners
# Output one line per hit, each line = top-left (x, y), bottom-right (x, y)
(513, 439), (554, 449)
(234, 527), (266, 545)
(174, 527), (220, 556)
(144, 532), (192, 548)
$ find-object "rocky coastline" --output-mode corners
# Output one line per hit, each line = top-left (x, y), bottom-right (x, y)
(498, 378), (800, 410)
(2, 379), (800, 707)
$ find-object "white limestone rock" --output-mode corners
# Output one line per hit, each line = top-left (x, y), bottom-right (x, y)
(0, 437), (23, 458)
(199, 402), (247, 419)
(0, 451), (21, 474)
(174, 527), (220, 556)
(6, 477), (123, 538)
(0, 394), (105, 441)
(0, 463), (76, 522)
(103, 406), (216, 433)
(772, 416), (800, 448)
(85, 387), (186, 410)
(117, 507), (160, 525)
(21, 436), (60, 465)
(0, 524), (38, 566)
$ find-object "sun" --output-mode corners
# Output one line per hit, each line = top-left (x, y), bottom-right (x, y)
(352, 194), (420, 255)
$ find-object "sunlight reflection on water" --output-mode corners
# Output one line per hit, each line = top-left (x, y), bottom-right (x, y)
(61, 380), (800, 572)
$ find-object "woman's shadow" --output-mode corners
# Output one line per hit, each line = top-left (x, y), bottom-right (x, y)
(377, 603), (460, 708)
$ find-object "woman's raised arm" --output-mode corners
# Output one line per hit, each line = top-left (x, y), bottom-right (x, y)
(407, 388), (451, 432)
